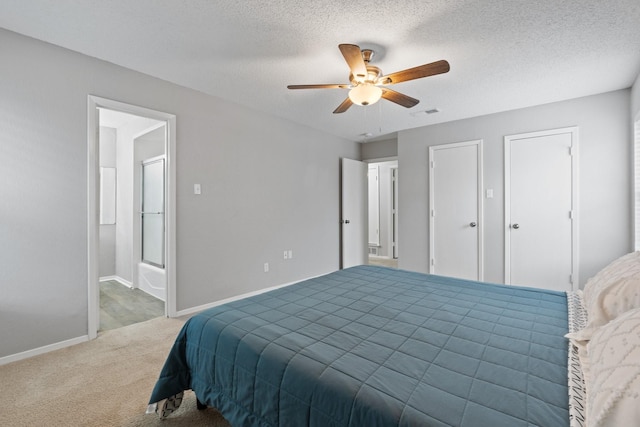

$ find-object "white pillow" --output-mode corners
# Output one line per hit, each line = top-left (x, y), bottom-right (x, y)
(576, 252), (640, 339)
(586, 307), (640, 427)
(583, 252), (640, 319)
(566, 252), (640, 389)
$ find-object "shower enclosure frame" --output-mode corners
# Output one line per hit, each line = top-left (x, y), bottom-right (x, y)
(140, 155), (166, 269)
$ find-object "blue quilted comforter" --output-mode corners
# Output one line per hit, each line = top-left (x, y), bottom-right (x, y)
(149, 266), (569, 426)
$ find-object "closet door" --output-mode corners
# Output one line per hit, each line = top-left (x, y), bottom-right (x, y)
(429, 140), (483, 280)
(505, 128), (577, 291)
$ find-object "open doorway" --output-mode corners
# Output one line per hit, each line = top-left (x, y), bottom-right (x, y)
(88, 96), (176, 339)
(367, 159), (398, 268)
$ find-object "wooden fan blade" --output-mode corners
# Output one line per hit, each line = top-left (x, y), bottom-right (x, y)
(287, 84), (349, 89)
(339, 44), (367, 81)
(381, 88), (420, 108)
(333, 98), (353, 114)
(380, 60), (450, 85)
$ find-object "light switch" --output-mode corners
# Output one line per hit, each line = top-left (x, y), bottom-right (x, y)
(486, 189), (494, 199)
(194, 184), (201, 195)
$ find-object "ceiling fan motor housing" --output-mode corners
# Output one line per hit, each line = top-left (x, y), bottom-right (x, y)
(350, 66), (382, 86)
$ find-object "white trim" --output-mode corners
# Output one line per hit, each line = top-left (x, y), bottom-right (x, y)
(0, 335), (89, 366)
(368, 164), (380, 246)
(504, 126), (579, 289)
(391, 167), (399, 259)
(142, 154), (166, 165)
(88, 98), (100, 340)
(88, 95), (177, 342)
(99, 275), (133, 288)
(175, 272), (330, 318)
(428, 139), (484, 280)
(388, 169), (394, 258)
(363, 156), (398, 163)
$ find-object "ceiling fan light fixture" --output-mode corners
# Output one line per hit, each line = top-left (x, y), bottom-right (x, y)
(348, 84), (382, 106)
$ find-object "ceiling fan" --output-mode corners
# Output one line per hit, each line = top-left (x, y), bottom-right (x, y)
(287, 44), (450, 114)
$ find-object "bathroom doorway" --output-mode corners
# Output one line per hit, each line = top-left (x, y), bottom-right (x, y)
(88, 96), (176, 338)
(367, 159), (399, 268)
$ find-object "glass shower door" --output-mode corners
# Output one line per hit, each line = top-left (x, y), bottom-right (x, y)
(141, 158), (165, 268)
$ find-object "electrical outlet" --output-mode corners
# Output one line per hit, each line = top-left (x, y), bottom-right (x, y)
(263, 262), (269, 272)
(284, 250), (288, 260)
(288, 250), (293, 259)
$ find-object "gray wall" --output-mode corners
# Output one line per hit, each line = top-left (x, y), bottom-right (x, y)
(633, 72), (640, 119)
(361, 138), (398, 160)
(0, 28), (358, 359)
(135, 126), (165, 161)
(398, 89), (633, 287)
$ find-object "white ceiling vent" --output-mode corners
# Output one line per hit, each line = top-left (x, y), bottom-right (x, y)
(411, 108), (440, 117)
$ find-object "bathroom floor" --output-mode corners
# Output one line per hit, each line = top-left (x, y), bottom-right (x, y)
(99, 280), (165, 332)
(368, 256), (399, 268)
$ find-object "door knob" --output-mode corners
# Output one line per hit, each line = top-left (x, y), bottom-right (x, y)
(469, 222), (477, 227)
(512, 223), (520, 229)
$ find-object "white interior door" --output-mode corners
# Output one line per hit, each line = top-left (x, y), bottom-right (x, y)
(429, 140), (483, 280)
(505, 128), (577, 291)
(341, 158), (368, 268)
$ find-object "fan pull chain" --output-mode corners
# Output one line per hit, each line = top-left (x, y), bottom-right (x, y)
(363, 103), (368, 140)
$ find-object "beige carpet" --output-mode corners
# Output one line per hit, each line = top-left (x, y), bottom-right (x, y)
(0, 317), (231, 426)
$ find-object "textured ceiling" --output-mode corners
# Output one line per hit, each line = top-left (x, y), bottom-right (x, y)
(2, 0), (640, 142)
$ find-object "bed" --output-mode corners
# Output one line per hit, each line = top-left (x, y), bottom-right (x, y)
(148, 259), (640, 426)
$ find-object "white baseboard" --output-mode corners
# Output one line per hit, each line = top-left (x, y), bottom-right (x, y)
(174, 272), (329, 318)
(100, 275), (133, 288)
(0, 335), (89, 366)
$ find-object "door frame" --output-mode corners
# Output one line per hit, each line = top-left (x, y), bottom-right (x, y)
(367, 164), (380, 247)
(504, 126), (579, 288)
(363, 157), (399, 260)
(87, 95), (177, 339)
(429, 139), (484, 280)
(390, 166), (398, 259)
